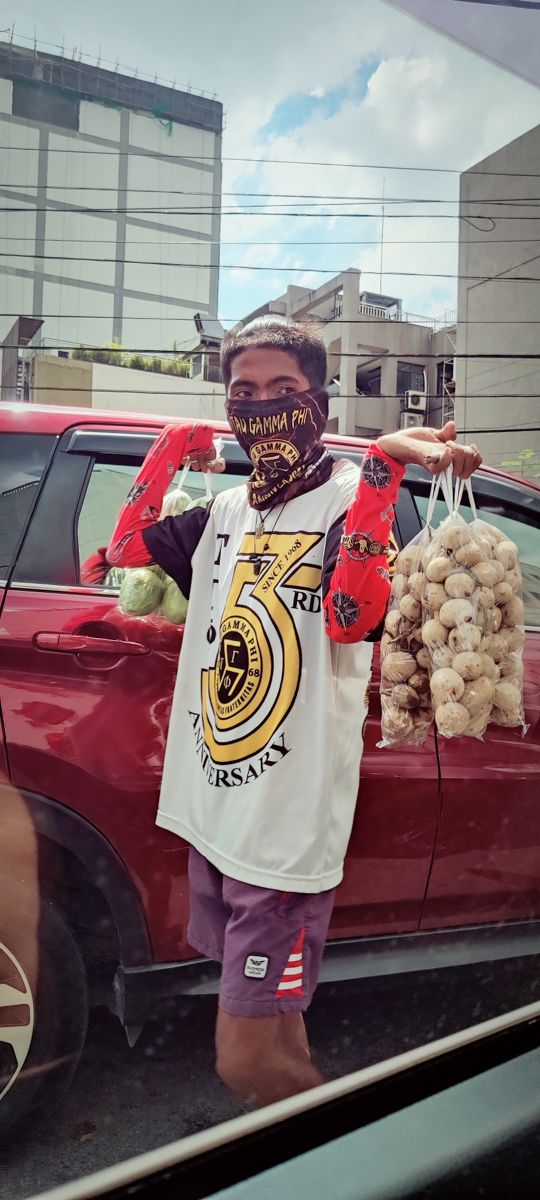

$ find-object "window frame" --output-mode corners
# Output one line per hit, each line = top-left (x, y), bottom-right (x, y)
(405, 466), (540, 631)
(0, 432), (57, 589)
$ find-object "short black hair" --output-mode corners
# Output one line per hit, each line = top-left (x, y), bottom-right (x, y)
(220, 315), (327, 392)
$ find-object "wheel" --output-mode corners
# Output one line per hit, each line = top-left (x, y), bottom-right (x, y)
(0, 892), (89, 1140)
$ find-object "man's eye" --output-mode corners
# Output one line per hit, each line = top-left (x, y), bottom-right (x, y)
(234, 389), (251, 399)
(278, 386), (296, 395)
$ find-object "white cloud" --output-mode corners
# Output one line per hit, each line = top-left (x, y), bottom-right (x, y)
(12, 0), (540, 326)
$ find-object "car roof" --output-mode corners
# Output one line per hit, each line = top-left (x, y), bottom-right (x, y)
(2, 402), (539, 496)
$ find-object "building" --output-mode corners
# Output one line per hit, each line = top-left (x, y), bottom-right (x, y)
(0, 39), (222, 391)
(240, 269), (456, 438)
(455, 124), (540, 481)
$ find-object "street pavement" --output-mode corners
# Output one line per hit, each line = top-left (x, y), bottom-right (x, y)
(4, 959), (539, 1199)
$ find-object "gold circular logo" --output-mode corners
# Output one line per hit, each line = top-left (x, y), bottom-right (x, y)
(250, 438), (299, 477)
(215, 615), (262, 721)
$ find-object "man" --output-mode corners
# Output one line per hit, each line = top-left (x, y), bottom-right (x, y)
(106, 317), (481, 1106)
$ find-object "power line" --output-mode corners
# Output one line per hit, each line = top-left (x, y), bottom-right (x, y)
(1, 236), (539, 247)
(8, 345), (540, 359)
(4, 314), (540, 325)
(2, 184), (539, 206)
(3, 146), (540, 176)
(3, 252), (540, 281)
(22, 385), (540, 399)
(2, 205), (538, 223)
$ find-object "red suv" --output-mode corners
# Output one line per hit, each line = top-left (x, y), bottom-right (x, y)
(1, 403), (539, 1135)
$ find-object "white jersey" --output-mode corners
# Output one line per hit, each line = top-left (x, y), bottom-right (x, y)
(155, 460), (374, 893)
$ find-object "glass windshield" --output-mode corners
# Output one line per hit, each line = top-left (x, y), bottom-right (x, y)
(1, 4), (539, 1197)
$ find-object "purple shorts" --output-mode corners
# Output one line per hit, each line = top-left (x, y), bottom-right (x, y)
(187, 847), (336, 1018)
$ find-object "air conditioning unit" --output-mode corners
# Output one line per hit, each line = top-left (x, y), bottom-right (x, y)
(400, 411), (425, 430)
(405, 390), (427, 413)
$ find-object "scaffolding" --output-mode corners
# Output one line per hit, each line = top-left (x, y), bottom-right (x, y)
(0, 37), (222, 133)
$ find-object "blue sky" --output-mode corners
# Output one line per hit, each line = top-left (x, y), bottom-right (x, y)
(6, 0), (540, 333)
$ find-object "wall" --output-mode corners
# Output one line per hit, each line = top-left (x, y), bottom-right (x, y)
(91, 362), (227, 421)
(30, 355), (92, 405)
(455, 125), (540, 478)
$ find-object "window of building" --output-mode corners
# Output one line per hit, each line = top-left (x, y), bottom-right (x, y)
(12, 79), (80, 131)
(397, 362), (426, 395)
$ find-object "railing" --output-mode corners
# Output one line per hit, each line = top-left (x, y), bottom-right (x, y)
(330, 299), (458, 332)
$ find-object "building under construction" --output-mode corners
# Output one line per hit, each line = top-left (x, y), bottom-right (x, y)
(0, 39), (222, 366)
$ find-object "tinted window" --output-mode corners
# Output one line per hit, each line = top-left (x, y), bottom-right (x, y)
(12, 79), (79, 131)
(413, 484), (540, 628)
(77, 456), (249, 586)
(0, 433), (55, 577)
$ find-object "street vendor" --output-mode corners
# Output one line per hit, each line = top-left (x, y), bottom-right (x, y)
(105, 316), (482, 1107)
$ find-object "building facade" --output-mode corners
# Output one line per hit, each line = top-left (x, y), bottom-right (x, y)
(0, 40), (222, 376)
(455, 124), (540, 481)
(241, 269), (456, 438)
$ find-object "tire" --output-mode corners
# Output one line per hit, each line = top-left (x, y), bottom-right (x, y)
(0, 893), (89, 1140)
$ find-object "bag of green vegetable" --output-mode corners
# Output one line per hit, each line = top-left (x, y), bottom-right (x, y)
(119, 567), (165, 616)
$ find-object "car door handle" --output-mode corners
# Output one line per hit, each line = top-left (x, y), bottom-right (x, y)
(34, 632), (150, 656)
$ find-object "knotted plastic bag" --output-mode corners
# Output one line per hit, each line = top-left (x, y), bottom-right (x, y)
(379, 468), (527, 746)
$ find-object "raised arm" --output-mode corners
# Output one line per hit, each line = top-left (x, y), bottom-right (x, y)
(322, 445), (403, 644)
(322, 421), (483, 645)
(106, 422), (215, 569)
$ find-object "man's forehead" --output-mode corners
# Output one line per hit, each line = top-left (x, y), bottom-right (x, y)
(229, 347), (303, 381)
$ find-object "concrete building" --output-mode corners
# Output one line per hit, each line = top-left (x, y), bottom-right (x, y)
(455, 124), (540, 481)
(25, 349), (225, 420)
(0, 40), (222, 369)
(241, 269), (457, 438)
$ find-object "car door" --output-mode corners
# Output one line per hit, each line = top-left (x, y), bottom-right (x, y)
(408, 472), (540, 929)
(329, 465), (441, 940)
(0, 423), (248, 964)
(0, 428), (57, 784)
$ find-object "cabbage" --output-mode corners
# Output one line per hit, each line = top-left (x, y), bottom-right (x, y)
(160, 580), (189, 624)
(160, 488), (191, 518)
(119, 567), (165, 615)
(149, 564), (168, 585)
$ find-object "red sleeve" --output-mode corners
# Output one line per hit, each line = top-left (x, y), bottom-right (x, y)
(323, 444), (404, 643)
(106, 422), (214, 567)
(81, 547), (110, 585)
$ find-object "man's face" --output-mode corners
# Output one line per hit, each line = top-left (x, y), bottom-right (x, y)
(227, 348), (310, 402)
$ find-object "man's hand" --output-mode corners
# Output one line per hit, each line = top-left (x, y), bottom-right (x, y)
(377, 421), (482, 479)
(186, 444), (226, 474)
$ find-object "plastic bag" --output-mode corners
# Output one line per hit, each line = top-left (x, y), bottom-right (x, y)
(117, 455), (218, 623)
(379, 468), (527, 746)
(378, 507), (435, 748)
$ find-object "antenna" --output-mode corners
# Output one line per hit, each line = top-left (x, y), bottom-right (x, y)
(379, 176), (385, 294)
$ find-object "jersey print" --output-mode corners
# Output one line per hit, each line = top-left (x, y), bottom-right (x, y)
(201, 530), (323, 765)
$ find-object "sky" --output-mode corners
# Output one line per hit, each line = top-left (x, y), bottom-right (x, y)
(6, 0), (540, 325)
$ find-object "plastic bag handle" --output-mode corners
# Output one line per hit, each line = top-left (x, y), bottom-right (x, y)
(177, 461), (190, 489)
(454, 475), (478, 521)
(424, 465), (455, 528)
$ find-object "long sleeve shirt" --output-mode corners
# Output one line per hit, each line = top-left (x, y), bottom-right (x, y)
(99, 425), (405, 892)
(102, 424), (403, 644)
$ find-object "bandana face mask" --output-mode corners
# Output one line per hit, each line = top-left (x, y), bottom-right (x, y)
(226, 387), (333, 510)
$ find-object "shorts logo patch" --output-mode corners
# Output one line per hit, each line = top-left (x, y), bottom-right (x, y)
(244, 954), (269, 980)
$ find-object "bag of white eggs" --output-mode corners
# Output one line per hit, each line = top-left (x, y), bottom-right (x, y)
(379, 468), (527, 746)
(378, 484), (441, 747)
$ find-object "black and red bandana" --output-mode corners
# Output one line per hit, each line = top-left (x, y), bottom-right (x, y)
(226, 387), (333, 510)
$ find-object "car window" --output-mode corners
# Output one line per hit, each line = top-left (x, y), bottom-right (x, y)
(76, 453), (248, 586)
(413, 488), (540, 628)
(0, 434), (55, 579)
